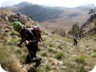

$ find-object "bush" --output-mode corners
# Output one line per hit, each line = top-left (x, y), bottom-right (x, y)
(75, 55), (86, 64)
(55, 52), (65, 60)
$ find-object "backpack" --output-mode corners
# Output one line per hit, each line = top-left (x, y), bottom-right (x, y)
(29, 26), (42, 42)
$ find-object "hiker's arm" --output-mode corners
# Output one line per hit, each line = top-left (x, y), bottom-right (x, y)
(18, 30), (28, 47)
(24, 40), (30, 46)
(17, 38), (27, 48)
(20, 38), (26, 44)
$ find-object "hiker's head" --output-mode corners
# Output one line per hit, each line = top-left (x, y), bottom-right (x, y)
(13, 21), (23, 32)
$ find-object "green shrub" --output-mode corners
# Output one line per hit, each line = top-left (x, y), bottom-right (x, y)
(75, 55), (86, 64)
(55, 52), (65, 60)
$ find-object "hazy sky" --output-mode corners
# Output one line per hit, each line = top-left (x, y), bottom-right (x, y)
(0, 0), (96, 7)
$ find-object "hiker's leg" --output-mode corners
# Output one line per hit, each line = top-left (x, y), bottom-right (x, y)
(74, 39), (78, 45)
(34, 49), (41, 67)
(73, 39), (76, 45)
(75, 40), (78, 45)
(30, 50), (41, 67)
(29, 51), (38, 62)
(27, 45), (41, 66)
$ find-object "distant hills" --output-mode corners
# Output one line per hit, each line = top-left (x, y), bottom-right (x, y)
(2, 2), (96, 30)
(4, 2), (64, 22)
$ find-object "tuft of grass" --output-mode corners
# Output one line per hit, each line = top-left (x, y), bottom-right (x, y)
(55, 52), (65, 60)
(91, 52), (96, 57)
(77, 65), (87, 72)
(0, 50), (8, 63)
(37, 64), (51, 72)
(10, 31), (18, 36)
(75, 55), (86, 64)
(48, 43), (55, 48)
(93, 48), (96, 52)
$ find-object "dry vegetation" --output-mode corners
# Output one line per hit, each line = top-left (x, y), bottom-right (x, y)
(40, 8), (90, 32)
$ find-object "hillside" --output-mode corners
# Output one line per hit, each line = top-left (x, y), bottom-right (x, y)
(41, 8), (90, 31)
(81, 10), (96, 36)
(0, 9), (96, 72)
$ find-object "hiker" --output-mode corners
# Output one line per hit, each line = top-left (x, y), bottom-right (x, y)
(73, 35), (78, 45)
(12, 21), (41, 67)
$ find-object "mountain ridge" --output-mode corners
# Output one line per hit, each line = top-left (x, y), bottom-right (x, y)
(2, 2), (95, 31)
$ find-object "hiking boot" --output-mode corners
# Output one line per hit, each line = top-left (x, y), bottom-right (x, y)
(34, 58), (41, 67)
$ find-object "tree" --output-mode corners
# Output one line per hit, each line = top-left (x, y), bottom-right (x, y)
(71, 23), (80, 38)
(88, 7), (96, 16)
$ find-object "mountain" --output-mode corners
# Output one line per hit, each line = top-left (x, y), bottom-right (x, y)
(5, 2), (64, 22)
(13, 1), (33, 8)
(41, 4), (96, 31)
(81, 13), (96, 35)
(41, 7), (90, 31)
(76, 4), (95, 9)
(3, 2), (95, 31)
(18, 5), (64, 21)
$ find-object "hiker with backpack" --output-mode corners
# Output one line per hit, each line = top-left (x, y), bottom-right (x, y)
(12, 21), (41, 67)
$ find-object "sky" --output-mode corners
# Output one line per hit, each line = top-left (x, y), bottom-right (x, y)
(0, 0), (96, 8)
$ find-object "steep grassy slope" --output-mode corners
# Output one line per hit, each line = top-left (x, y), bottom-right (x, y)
(81, 14), (96, 36)
(0, 9), (96, 72)
(0, 28), (96, 72)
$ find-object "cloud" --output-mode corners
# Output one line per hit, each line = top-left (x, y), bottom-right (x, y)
(0, 0), (7, 7)
(26, 0), (96, 7)
(0, 0), (96, 7)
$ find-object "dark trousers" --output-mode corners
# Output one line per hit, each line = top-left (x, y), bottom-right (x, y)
(73, 39), (78, 45)
(25, 43), (39, 64)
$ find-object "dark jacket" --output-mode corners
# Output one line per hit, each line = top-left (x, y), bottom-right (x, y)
(20, 28), (38, 51)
